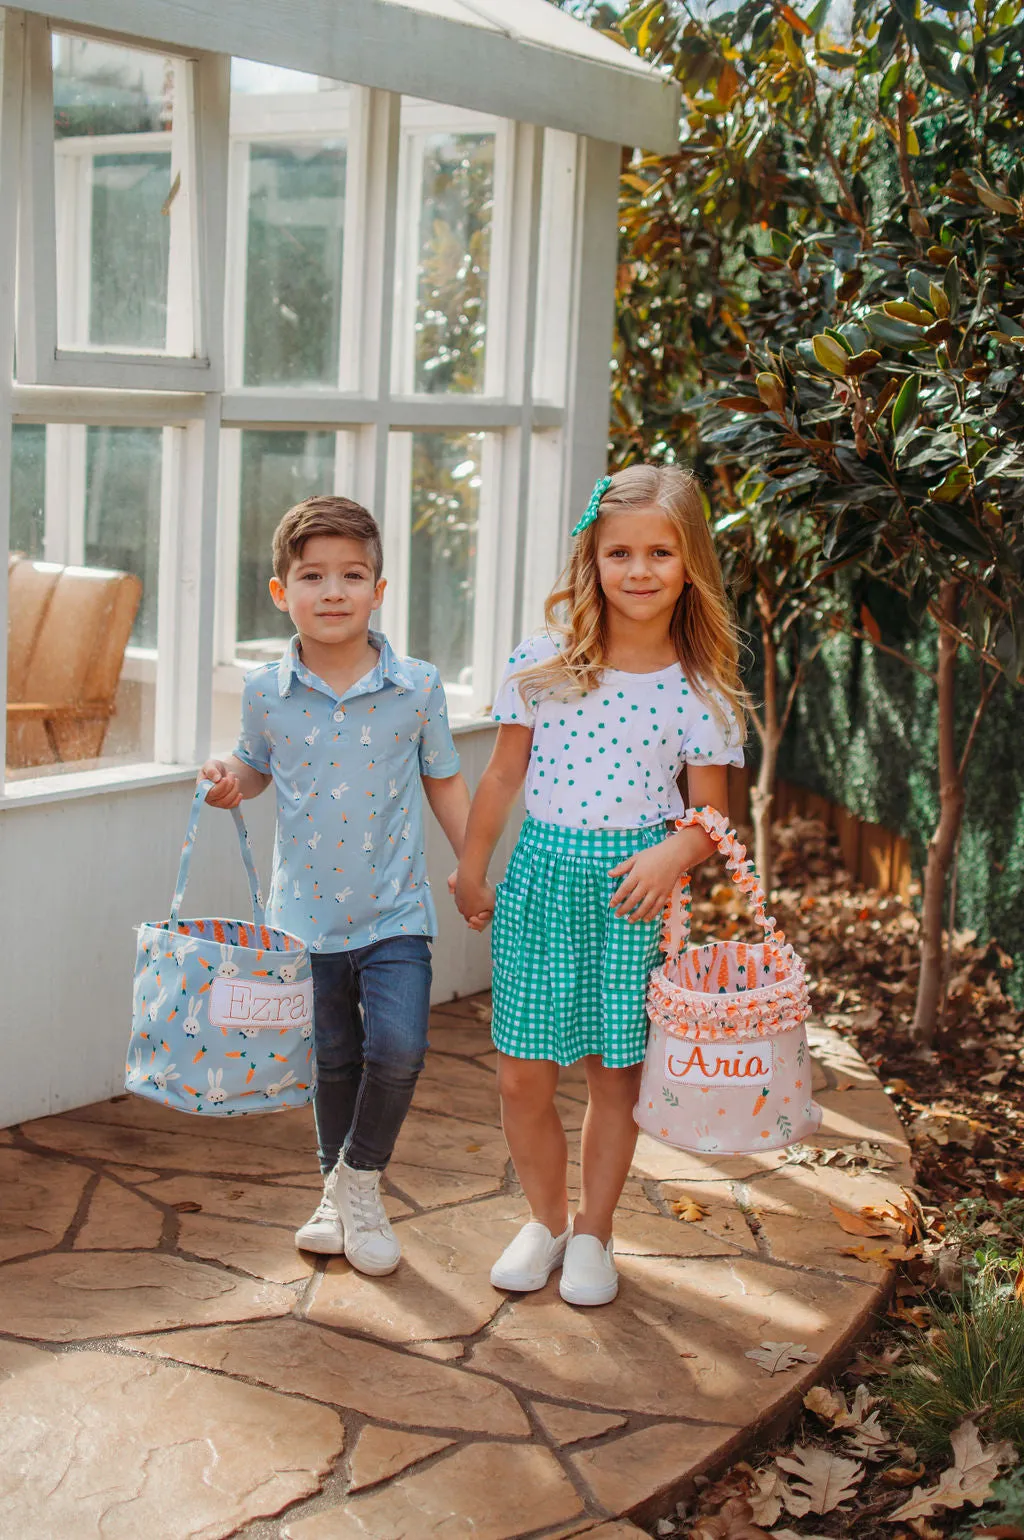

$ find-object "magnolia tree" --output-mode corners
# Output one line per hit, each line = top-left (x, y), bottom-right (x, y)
(571, 0), (1024, 1041)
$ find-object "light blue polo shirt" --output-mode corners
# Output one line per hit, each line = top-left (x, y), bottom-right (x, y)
(234, 631), (460, 953)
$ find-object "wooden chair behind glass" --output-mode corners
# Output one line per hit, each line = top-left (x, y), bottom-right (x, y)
(6, 554), (142, 769)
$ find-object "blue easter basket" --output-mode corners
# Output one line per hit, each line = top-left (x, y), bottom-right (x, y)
(126, 779), (315, 1115)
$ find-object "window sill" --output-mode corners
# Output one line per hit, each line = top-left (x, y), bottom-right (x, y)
(0, 720), (499, 809)
(0, 762), (196, 811)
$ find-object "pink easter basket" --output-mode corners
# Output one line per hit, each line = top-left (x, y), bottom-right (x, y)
(636, 805), (822, 1154)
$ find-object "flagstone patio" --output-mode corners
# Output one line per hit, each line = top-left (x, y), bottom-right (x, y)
(0, 993), (912, 1540)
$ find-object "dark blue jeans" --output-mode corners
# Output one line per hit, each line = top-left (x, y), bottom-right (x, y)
(310, 935), (432, 1174)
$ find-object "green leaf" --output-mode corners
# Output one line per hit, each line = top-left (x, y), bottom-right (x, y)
(756, 371), (787, 412)
(812, 333), (851, 374)
(824, 327), (855, 355)
(715, 509), (750, 532)
(864, 312), (929, 349)
(917, 506), (992, 560)
(943, 260), (961, 318)
(928, 465), (972, 503)
(891, 374), (920, 437)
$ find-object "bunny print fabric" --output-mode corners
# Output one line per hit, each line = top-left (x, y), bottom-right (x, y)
(234, 630), (459, 953)
(127, 918), (314, 1116)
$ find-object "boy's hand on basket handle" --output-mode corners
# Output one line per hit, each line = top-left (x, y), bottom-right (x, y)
(199, 759), (243, 809)
(609, 826), (716, 922)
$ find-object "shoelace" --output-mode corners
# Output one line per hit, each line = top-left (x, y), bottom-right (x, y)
(347, 1171), (388, 1234)
(311, 1194), (336, 1223)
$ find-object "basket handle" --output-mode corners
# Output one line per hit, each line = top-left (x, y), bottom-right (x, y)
(660, 805), (784, 961)
(169, 779), (265, 929)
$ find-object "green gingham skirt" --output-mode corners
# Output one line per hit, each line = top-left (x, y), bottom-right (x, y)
(490, 816), (667, 1068)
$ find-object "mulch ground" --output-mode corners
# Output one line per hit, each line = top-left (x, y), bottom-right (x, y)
(640, 814), (1024, 1540)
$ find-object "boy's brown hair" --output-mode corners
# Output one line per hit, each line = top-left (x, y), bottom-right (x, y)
(272, 495), (383, 583)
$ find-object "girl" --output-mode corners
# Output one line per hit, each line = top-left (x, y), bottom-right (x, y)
(454, 465), (747, 1306)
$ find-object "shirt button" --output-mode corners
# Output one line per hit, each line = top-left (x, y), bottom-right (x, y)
(333, 710), (344, 723)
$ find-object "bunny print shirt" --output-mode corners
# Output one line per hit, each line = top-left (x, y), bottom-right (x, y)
(234, 631), (459, 952)
(491, 632), (743, 830)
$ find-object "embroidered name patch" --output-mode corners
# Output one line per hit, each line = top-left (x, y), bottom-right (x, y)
(665, 1039), (775, 1086)
(209, 978), (313, 1030)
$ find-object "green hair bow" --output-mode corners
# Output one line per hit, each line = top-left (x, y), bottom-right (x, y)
(571, 475), (611, 537)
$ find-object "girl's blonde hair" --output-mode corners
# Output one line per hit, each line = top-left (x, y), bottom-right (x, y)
(515, 464), (748, 740)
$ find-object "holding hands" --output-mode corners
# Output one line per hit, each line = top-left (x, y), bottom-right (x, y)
(450, 868), (495, 932)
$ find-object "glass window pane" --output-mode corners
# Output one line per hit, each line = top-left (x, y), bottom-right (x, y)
(89, 153), (172, 349)
(236, 429), (336, 647)
(7, 424), (159, 780)
(408, 431), (482, 688)
(53, 34), (176, 352)
(84, 428), (162, 648)
(414, 133), (494, 395)
(10, 425), (46, 559)
(243, 145), (347, 387)
(230, 60), (324, 95)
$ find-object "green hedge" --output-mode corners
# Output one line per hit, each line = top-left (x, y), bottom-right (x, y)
(770, 618), (1024, 1002)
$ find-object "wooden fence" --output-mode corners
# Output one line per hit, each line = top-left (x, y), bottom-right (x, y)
(725, 764), (914, 899)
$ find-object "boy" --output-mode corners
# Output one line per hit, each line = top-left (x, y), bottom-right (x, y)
(200, 494), (471, 1276)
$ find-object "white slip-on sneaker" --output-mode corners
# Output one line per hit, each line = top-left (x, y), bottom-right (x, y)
(329, 1157), (401, 1276)
(559, 1232), (619, 1306)
(490, 1220), (570, 1292)
(294, 1180), (345, 1255)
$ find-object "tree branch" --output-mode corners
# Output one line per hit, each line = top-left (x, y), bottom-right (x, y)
(957, 664), (1002, 779)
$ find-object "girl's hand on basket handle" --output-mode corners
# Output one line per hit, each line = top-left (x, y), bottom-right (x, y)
(199, 759), (243, 810)
(609, 827), (716, 922)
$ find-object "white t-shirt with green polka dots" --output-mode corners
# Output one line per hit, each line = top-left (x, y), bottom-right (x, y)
(491, 633), (743, 830)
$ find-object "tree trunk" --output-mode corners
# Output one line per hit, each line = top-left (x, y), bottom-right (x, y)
(751, 619), (780, 895)
(912, 581), (965, 1045)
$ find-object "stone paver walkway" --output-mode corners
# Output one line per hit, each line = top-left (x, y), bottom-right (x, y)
(0, 993), (912, 1539)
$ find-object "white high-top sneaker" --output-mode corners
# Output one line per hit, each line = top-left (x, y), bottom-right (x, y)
(329, 1157), (401, 1276)
(294, 1179), (345, 1255)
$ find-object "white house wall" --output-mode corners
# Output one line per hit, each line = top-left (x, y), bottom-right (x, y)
(0, 722), (516, 1127)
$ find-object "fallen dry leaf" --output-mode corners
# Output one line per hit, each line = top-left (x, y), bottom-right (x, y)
(888, 1419), (1016, 1521)
(889, 1302), (931, 1328)
(779, 1140), (896, 1172)
(689, 1496), (771, 1539)
(881, 1463), (926, 1487)
(908, 1519), (945, 1540)
(804, 1385), (847, 1424)
(768, 1532), (834, 1540)
(464, 1143), (481, 1153)
(171, 1200), (202, 1213)
(839, 1243), (918, 1265)
(849, 1344), (904, 1376)
(802, 1383), (893, 1458)
(746, 1466), (790, 1527)
(775, 1446), (864, 1514)
(829, 1202), (895, 1237)
(744, 1342), (821, 1375)
(673, 1198), (711, 1222)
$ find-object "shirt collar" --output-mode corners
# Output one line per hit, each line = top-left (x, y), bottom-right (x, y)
(277, 631), (413, 699)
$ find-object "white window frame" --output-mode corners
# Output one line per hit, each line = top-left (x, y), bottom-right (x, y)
(15, 13), (228, 391)
(1, 4), (622, 804)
